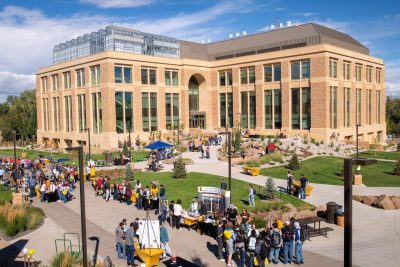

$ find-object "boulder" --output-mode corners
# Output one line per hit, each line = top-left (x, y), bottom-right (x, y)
(362, 196), (377, 206)
(293, 210), (315, 219)
(282, 203), (297, 212)
(315, 204), (327, 212)
(390, 196), (400, 209)
(374, 194), (395, 210)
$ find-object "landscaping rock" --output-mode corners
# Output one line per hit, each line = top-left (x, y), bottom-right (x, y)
(315, 204), (327, 212)
(362, 196), (377, 206)
(374, 194), (396, 210)
(390, 196), (400, 209)
(282, 203), (297, 212)
(293, 210), (315, 219)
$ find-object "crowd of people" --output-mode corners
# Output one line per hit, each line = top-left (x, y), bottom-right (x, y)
(187, 135), (222, 159)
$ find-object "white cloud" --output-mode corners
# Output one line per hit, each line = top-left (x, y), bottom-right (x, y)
(80, 0), (155, 8)
(290, 12), (318, 17)
(0, 72), (35, 102)
(385, 60), (400, 97)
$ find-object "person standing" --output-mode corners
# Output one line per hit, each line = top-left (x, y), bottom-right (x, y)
(282, 221), (295, 264)
(173, 199), (182, 230)
(205, 146), (210, 159)
(269, 223), (282, 264)
(235, 230), (246, 267)
(40, 180), (47, 202)
(216, 220), (225, 262)
(169, 200), (175, 228)
(115, 222), (126, 259)
(248, 184), (255, 207)
(160, 221), (172, 259)
(220, 178), (227, 190)
(224, 222), (235, 267)
(299, 174), (308, 200)
(125, 222), (138, 266)
(247, 230), (257, 267)
(294, 222), (305, 264)
(287, 171), (293, 195)
(200, 145), (204, 159)
(159, 184), (166, 199)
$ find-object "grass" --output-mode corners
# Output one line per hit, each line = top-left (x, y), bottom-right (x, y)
(260, 156), (400, 187)
(356, 150), (400, 161)
(0, 191), (13, 205)
(111, 171), (314, 213)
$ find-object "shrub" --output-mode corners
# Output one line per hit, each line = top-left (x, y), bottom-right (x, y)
(26, 207), (45, 229)
(393, 159), (400, 176)
(173, 157), (187, 179)
(335, 146), (340, 152)
(310, 138), (316, 144)
(51, 252), (82, 267)
(126, 164), (134, 181)
(0, 204), (44, 237)
(316, 142), (320, 146)
(287, 154), (300, 170)
(263, 177), (275, 200)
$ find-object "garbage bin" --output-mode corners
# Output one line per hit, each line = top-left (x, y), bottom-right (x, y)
(336, 212), (344, 227)
(326, 202), (337, 224)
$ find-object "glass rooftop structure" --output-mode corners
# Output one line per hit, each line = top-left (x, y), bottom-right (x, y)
(53, 26), (180, 64)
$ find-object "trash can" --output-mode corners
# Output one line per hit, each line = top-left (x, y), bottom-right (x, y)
(336, 211), (344, 227)
(326, 202), (337, 224)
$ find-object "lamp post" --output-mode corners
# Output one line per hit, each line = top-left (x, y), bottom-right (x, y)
(127, 122), (132, 161)
(13, 130), (18, 193)
(66, 146), (88, 267)
(218, 131), (232, 203)
(81, 128), (91, 161)
(344, 157), (377, 267)
(355, 124), (361, 159)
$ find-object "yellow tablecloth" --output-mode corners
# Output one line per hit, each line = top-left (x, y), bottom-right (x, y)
(293, 181), (313, 196)
(134, 244), (163, 267)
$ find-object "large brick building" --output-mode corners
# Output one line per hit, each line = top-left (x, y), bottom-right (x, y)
(36, 23), (386, 150)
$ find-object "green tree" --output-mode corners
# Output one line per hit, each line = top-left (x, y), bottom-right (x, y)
(232, 122), (242, 153)
(263, 177), (275, 200)
(122, 141), (129, 156)
(126, 163), (134, 181)
(393, 159), (400, 176)
(287, 154), (300, 170)
(173, 157), (187, 179)
(386, 96), (400, 134)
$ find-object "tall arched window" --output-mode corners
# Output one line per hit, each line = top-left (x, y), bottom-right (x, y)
(189, 76), (199, 112)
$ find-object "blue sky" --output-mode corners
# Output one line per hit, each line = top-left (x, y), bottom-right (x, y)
(0, 0), (399, 101)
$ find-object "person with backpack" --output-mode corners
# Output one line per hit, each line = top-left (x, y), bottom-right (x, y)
(299, 174), (308, 199)
(255, 236), (268, 267)
(294, 222), (305, 264)
(287, 171), (293, 195)
(247, 229), (257, 267)
(216, 220), (225, 262)
(224, 222), (235, 266)
(235, 230), (246, 267)
(282, 220), (295, 264)
(248, 184), (255, 207)
(269, 222), (282, 264)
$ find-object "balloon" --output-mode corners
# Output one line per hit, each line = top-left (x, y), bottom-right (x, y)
(22, 248), (28, 256)
(28, 249), (35, 256)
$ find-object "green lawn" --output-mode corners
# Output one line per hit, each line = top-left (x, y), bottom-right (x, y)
(356, 151), (400, 161)
(260, 156), (400, 187)
(112, 172), (314, 212)
(0, 190), (13, 205)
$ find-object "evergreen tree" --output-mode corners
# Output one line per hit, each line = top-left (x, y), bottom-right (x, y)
(287, 154), (300, 170)
(122, 141), (129, 156)
(263, 177), (275, 200)
(173, 157), (187, 179)
(394, 159), (400, 176)
(126, 163), (134, 181)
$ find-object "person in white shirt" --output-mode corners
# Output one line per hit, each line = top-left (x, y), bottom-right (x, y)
(190, 199), (198, 213)
(40, 182), (47, 202)
(49, 181), (56, 192)
(173, 199), (183, 230)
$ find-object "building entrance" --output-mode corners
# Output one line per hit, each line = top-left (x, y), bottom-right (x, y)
(189, 112), (206, 129)
(188, 74), (206, 129)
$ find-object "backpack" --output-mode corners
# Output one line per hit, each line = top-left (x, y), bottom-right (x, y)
(223, 230), (232, 241)
(300, 228), (308, 242)
(271, 230), (281, 247)
(248, 236), (256, 251)
(104, 256), (113, 267)
(260, 241), (269, 259)
(283, 227), (293, 241)
(252, 188), (257, 196)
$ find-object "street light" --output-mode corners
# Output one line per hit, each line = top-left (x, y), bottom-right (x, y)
(355, 124), (361, 159)
(344, 157), (377, 267)
(127, 122), (132, 161)
(13, 130), (18, 193)
(66, 146), (88, 267)
(81, 128), (91, 161)
(218, 131), (232, 203)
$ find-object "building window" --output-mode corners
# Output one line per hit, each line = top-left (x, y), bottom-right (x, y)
(114, 66), (132, 84)
(274, 90), (282, 129)
(367, 89), (372, 124)
(291, 87), (311, 129)
(91, 65), (101, 86)
(76, 68), (85, 87)
(166, 93), (180, 130)
(52, 74), (59, 91)
(329, 60), (338, 79)
(52, 97), (60, 131)
(219, 70), (233, 86)
(329, 86), (337, 129)
(42, 98), (49, 131)
(141, 67), (157, 85)
(264, 64), (281, 82)
(343, 61), (351, 80)
(240, 66), (255, 84)
(376, 68), (381, 84)
(165, 69), (179, 86)
(63, 72), (71, 89)
(366, 66), (372, 83)
(115, 92), (133, 134)
(142, 92), (158, 131)
(291, 60), (310, 80)
(377, 90), (381, 124)
(189, 76), (199, 112)
(41, 77), (48, 93)
(241, 91), (256, 129)
(77, 94), (86, 132)
(92, 92), (102, 134)
(219, 93), (233, 128)
(265, 90), (273, 129)
(355, 65), (362, 82)
(64, 96), (73, 132)
(357, 88), (362, 125)
(344, 87), (350, 127)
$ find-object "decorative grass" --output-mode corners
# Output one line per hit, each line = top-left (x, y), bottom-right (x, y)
(0, 204), (44, 236)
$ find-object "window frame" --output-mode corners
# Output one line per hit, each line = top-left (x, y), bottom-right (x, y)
(240, 66), (255, 85)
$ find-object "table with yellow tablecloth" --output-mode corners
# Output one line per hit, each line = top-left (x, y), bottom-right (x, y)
(293, 181), (313, 196)
(134, 244), (164, 267)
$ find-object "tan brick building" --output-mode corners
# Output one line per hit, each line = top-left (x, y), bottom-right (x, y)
(36, 23), (386, 150)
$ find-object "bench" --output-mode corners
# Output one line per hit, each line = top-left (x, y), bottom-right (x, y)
(306, 227), (334, 238)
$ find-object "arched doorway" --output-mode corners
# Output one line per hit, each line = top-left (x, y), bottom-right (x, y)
(188, 74), (206, 129)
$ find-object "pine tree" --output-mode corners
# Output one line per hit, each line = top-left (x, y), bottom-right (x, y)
(126, 163), (134, 181)
(287, 154), (300, 170)
(122, 141), (129, 156)
(394, 159), (400, 176)
(173, 157), (187, 179)
(263, 177), (275, 200)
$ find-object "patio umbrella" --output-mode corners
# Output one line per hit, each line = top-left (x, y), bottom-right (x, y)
(145, 140), (173, 150)
(56, 158), (70, 163)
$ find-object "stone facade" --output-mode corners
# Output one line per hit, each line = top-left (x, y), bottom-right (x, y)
(36, 43), (386, 150)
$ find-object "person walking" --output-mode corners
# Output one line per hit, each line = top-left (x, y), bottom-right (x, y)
(216, 220), (225, 262)
(287, 171), (293, 195)
(269, 223), (282, 264)
(299, 174), (308, 199)
(200, 145), (204, 159)
(125, 222), (138, 266)
(248, 184), (255, 207)
(173, 199), (182, 230)
(160, 221), (172, 259)
(294, 222), (305, 264)
(282, 221), (295, 264)
(247, 230), (257, 267)
(115, 222), (126, 259)
(205, 146), (210, 159)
